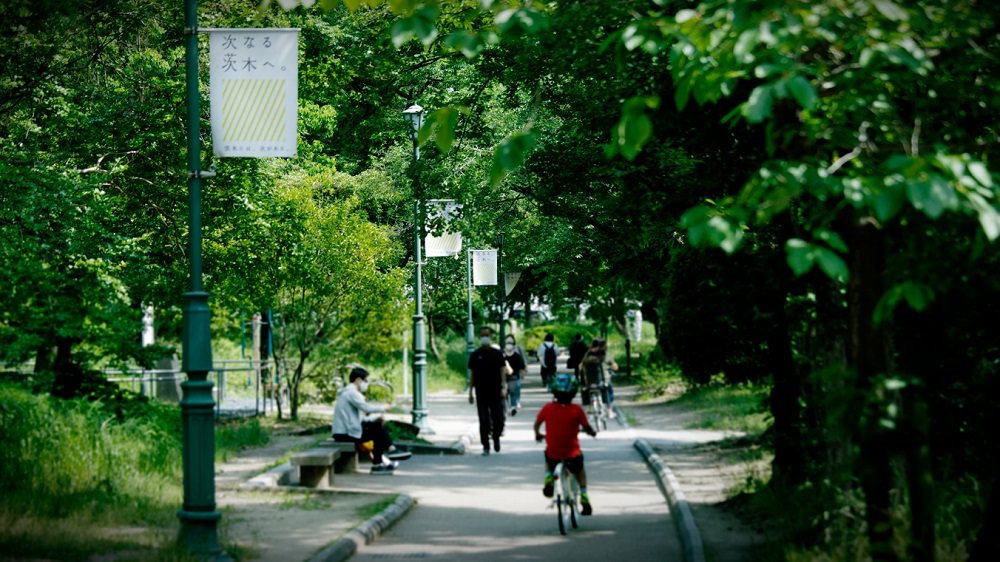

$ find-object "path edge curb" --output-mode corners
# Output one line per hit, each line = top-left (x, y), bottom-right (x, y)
(614, 403), (705, 562)
(308, 493), (415, 562)
(633, 438), (706, 562)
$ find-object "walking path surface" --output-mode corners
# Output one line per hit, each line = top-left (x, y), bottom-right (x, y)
(216, 358), (758, 562)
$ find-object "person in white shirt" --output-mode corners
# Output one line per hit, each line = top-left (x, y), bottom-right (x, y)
(332, 365), (410, 475)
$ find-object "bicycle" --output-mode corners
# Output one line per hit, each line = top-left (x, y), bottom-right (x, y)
(551, 458), (580, 535)
(587, 383), (608, 433)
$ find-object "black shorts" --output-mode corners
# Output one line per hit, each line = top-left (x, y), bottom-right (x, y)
(545, 453), (585, 475)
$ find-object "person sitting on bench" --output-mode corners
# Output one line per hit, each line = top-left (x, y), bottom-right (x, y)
(331, 365), (411, 475)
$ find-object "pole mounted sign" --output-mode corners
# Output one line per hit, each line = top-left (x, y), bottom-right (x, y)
(425, 200), (463, 258)
(209, 29), (299, 158)
(472, 250), (498, 286)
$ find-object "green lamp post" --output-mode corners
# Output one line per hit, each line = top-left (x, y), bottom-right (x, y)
(494, 232), (506, 344)
(465, 247), (475, 390)
(403, 104), (433, 434)
(179, 1), (228, 559)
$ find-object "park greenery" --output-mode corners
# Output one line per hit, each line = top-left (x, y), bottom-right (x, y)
(2, 0), (1000, 559)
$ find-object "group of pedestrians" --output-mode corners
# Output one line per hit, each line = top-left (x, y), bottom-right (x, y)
(329, 327), (618, 519)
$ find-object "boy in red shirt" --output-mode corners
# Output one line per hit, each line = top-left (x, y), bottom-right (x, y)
(534, 373), (598, 515)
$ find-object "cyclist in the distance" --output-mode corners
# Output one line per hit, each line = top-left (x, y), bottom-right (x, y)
(534, 373), (598, 515)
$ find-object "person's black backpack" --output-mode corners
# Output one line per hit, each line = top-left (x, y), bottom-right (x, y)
(544, 343), (557, 368)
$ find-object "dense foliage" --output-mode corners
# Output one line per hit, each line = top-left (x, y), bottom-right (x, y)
(4, 0), (1000, 559)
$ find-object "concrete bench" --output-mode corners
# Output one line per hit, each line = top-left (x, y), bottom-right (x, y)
(291, 442), (359, 487)
(316, 438), (376, 474)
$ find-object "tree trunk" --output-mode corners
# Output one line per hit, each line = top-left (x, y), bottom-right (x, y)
(845, 213), (899, 562)
(970, 471), (1000, 561)
(764, 216), (806, 487)
(428, 315), (442, 362)
(904, 393), (935, 562)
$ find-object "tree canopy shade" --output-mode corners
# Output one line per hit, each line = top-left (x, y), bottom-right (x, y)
(5, 0), (1000, 557)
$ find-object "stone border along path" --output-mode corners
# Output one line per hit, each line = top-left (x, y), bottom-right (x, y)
(598, 403), (707, 562)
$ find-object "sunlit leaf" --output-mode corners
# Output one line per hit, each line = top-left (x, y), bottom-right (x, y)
(786, 75), (817, 111)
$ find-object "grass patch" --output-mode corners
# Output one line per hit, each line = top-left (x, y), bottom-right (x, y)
(216, 417), (270, 463)
(672, 380), (771, 433)
(355, 495), (400, 520)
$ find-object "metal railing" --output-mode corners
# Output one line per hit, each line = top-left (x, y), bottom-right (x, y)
(3, 359), (288, 419)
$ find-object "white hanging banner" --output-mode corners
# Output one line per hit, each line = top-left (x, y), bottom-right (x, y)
(209, 28), (299, 158)
(504, 271), (521, 296)
(425, 200), (463, 257)
(472, 250), (497, 286)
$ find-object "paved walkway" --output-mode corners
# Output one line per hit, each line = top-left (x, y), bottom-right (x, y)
(218, 354), (758, 561)
(340, 379), (683, 561)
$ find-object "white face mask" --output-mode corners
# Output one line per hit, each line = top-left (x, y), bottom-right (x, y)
(505, 343), (514, 351)
(358, 380), (369, 393)
(479, 336), (491, 347)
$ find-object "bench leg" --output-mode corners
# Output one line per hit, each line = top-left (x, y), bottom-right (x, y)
(299, 466), (331, 488)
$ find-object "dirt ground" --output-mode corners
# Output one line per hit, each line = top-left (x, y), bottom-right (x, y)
(616, 386), (771, 562)
(214, 425), (398, 562)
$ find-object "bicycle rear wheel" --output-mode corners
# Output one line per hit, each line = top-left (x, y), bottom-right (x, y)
(589, 393), (602, 434)
(557, 495), (567, 535)
(568, 473), (579, 529)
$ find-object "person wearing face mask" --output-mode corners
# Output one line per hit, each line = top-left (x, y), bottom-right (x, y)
(468, 326), (508, 455)
(332, 365), (411, 474)
(504, 335), (527, 416)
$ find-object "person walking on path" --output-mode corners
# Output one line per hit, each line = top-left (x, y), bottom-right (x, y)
(536, 333), (560, 386)
(469, 326), (508, 455)
(534, 373), (598, 515)
(332, 365), (411, 474)
(581, 338), (619, 417)
(504, 334), (527, 416)
(566, 333), (588, 380)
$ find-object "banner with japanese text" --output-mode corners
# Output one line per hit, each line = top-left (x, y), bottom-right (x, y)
(209, 29), (299, 157)
(472, 250), (497, 286)
(425, 200), (463, 257)
(504, 271), (521, 296)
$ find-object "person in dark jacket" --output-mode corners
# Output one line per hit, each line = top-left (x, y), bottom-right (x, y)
(468, 326), (508, 455)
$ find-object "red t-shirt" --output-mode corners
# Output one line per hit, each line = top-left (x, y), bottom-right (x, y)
(536, 402), (590, 459)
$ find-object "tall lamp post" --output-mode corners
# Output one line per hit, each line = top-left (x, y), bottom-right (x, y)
(180, 0), (228, 559)
(465, 247), (475, 390)
(494, 232), (506, 344)
(403, 104), (432, 434)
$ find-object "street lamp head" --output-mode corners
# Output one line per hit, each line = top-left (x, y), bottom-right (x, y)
(403, 104), (425, 142)
(494, 231), (506, 247)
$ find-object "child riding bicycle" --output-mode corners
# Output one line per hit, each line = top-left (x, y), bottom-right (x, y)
(534, 373), (598, 515)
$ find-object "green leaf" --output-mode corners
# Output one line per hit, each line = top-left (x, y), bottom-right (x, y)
(816, 230), (848, 253)
(786, 75), (817, 111)
(390, 19), (416, 48)
(901, 282), (934, 311)
(815, 247), (848, 282)
(420, 106), (466, 153)
(490, 131), (536, 187)
(743, 84), (773, 123)
(675, 9), (699, 24)
(968, 161), (994, 187)
(614, 96), (660, 160)
(874, 183), (906, 221)
(342, 0), (361, 10)
(785, 239), (815, 276)
(873, 0), (909, 21)
(968, 193), (1000, 241)
(907, 180), (945, 219)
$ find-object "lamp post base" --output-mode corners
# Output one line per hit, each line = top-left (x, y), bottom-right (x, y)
(177, 510), (232, 562)
(411, 410), (435, 435)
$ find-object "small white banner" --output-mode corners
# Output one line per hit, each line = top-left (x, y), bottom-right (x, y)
(472, 250), (497, 286)
(504, 271), (521, 296)
(209, 28), (299, 158)
(425, 200), (463, 257)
